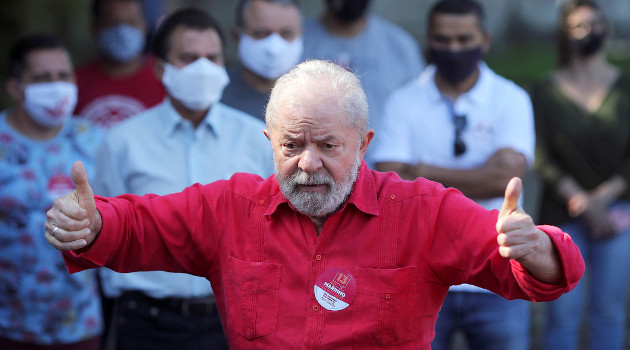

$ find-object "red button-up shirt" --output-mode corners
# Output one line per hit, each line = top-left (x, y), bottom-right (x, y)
(64, 162), (584, 349)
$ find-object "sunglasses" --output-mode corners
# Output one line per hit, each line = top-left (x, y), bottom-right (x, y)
(454, 115), (467, 157)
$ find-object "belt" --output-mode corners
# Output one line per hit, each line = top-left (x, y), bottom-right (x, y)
(120, 291), (217, 317)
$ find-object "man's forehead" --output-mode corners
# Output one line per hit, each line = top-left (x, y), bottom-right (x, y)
(430, 13), (483, 35)
(245, 0), (301, 27)
(170, 26), (222, 51)
(26, 49), (72, 72)
(274, 100), (353, 136)
(99, 0), (143, 23)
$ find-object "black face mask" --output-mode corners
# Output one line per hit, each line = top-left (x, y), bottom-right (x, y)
(573, 30), (607, 57)
(429, 46), (483, 85)
(326, 0), (371, 23)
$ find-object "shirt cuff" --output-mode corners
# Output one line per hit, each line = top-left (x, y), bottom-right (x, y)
(62, 195), (121, 274)
(509, 225), (585, 302)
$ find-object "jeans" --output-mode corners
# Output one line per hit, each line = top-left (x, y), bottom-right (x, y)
(432, 291), (531, 350)
(543, 212), (630, 350)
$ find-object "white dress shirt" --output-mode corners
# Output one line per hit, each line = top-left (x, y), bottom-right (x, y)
(371, 62), (535, 293)
(94, 99), (274, 298)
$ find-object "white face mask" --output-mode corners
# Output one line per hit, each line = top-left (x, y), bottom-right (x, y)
(23, 81), (77, 127)
(161, 58), (230, 111)
(238, 33), (304, 80)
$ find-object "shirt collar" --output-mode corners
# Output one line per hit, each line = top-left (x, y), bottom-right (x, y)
(163, 99), (223, 138)
(463, 61), (492, 105)
(264, 160), (379, 217)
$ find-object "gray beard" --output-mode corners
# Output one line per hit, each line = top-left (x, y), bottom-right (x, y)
(276, 149), (362, 218)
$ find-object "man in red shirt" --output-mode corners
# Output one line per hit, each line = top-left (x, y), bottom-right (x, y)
(74, 0), (165, 128)
(46, 60), (584, 349)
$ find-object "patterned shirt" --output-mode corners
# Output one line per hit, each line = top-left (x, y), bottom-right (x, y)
(0, 110), (103, 344)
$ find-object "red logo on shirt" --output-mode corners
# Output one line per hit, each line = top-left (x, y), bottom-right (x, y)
(333, 272), (352, 289)
(47, 174), (74, 199)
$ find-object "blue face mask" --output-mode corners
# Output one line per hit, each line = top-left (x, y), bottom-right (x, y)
(97, 24), (146, 62)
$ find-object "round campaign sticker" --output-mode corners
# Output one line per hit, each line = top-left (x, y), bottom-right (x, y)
(314, 267), (356, 311)
(47, 174), (74, 200)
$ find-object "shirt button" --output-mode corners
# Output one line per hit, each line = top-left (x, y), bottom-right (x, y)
(390, 194), (396, 199)
(247, 284), (254, 290)
(385, 293), (392, 299)
(313, 305), (319, 312)
(259, 199), (265, 204)
(315, 254), (322, 261)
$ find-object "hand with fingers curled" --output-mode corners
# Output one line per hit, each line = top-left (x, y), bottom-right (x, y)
(495, 177), (562, 285)
(45, 161), (102, 251)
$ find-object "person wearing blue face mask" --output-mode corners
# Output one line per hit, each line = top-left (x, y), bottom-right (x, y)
(93, 7), (274, 350)
(221, 0), (303, 122)
(372, 1), (536, 349)
(0, 34), (103, 350)
(74, 0), (165, 128)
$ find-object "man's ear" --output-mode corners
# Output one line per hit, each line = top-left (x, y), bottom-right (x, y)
(153, 59), (165, 80)
(232, 27), (242, 45)
(482, 32), (492, 54)
(6, 78), (25, 103)
(359, 129), (375, 159)
(263, 129), (271, 141)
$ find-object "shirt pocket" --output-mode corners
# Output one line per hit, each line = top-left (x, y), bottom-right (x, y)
(228, 256), (282, 340)
(351, 266), (418, 347)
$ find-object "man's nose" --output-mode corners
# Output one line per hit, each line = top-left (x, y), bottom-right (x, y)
(298, 146), (323, 174)
(447, 41), (464, 52)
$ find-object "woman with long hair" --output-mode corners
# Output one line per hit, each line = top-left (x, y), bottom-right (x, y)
(531, 1), (630, 349)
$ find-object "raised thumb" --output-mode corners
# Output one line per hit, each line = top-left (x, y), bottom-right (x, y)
(499, 177), (522, 219)
(71, 161), (94, 210)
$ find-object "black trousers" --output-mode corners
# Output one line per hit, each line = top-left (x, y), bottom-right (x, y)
(105, 291), (228, 350)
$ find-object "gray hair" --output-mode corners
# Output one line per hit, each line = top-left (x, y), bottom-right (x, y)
(265, 60), (369, 136)
(235, 0), (301, 28)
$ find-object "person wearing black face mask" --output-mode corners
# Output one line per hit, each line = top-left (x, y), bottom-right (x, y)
(325, 0), (371, 23)
(373, 1), (535, 349)
(531, 1), (630, 350)
(302, 0), (425, 167)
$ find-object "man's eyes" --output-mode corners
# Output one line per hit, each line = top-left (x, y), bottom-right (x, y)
(282, 142), (339, 151)
(284, 142), (300, 150)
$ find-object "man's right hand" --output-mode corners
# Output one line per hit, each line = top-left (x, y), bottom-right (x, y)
(45, 161), (102, 251)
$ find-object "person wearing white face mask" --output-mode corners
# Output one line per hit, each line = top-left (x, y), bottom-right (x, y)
(221, 0), (303, 121)
(93, 8), (274, 350)
(74, 0), (166, 128)
(0, 34), (103, 350)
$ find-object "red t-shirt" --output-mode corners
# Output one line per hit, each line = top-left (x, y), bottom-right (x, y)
(64, 162), (584, 349)
(74, 56), (165, 128)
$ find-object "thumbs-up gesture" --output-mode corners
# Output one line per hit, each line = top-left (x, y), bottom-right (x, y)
(45, 161), (102, 251)
(496, 177), (561, 284)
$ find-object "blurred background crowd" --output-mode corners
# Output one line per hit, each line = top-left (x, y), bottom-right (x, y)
(1, 0), (629, 99)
